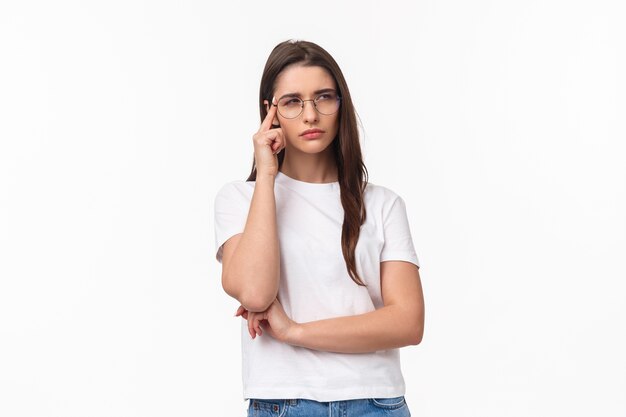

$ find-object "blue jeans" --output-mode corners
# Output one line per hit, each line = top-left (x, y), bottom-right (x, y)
(247, 396), (411, 416)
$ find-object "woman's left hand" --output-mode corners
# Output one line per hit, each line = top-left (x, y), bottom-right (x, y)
(234, 298), (298, 343)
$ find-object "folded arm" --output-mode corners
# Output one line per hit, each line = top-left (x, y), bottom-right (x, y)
(286, 261), (424, 354)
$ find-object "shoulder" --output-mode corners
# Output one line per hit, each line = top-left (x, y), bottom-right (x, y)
(215, 179), (255, 202)
(364, 180), (404, 205)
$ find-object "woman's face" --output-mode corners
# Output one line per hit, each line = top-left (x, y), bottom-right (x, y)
(264, 64), (340, 155)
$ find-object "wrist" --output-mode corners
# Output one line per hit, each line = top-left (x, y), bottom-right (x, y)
(256, 172), (276, 183)
(285, 321), (303, 346)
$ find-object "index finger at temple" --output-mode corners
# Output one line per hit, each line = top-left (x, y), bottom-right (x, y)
(260, 96), (278, 132)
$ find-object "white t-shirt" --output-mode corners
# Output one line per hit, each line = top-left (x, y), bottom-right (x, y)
(214, 170), (420, 402)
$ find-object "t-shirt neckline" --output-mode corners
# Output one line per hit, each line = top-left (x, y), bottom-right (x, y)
(275, 170), (339, 194)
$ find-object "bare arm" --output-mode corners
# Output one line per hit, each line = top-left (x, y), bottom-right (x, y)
(240, 261), (424, 353)
(284, 261), (424, 353)
(221, 97), (284, 313)
(222, 174), (280, 312)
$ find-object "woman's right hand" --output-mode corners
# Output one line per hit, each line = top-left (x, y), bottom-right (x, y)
(253, 96), (285, 178)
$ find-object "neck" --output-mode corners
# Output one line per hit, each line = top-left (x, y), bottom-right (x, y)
(279, 148), (338, 183)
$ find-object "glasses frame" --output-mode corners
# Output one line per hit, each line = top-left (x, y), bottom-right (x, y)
(272, 93), (343, 119)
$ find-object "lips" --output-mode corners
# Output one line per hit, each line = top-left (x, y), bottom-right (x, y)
(300, 128), (325, 136)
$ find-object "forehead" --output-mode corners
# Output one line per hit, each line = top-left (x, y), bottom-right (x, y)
(274, 65), (336, 94)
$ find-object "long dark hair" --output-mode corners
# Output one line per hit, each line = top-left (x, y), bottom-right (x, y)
(247, 39), (369, 287)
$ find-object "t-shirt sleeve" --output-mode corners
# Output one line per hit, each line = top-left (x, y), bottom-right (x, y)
(379, 195), (420, 268)
(213, 182), (251, 264)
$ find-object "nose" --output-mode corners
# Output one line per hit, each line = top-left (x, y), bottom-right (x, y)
(301, 99), (319, 124)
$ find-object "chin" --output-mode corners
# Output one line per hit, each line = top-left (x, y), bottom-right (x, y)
(286, 133), (336, 151)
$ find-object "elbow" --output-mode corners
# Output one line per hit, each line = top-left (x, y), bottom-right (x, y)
(223, 288), (274, 313)
(408, 308), (425, 345)
(240, 294), (275, 313)
(239, 285), (278, 312)
(407, 325), (424, 346)
(222, 275), (276, 312)
(224, 285), (275, 313)
(409, 333), (423, 346)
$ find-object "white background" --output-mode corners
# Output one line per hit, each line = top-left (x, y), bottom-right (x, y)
(1, 1), (625, 416)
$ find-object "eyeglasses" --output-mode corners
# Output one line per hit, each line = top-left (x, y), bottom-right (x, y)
(273, 91), (342, 119)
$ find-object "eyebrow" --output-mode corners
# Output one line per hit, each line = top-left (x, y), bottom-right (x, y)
(278, 88), (336, 100)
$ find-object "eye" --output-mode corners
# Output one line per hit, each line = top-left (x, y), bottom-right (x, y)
(316, 93), (335, 101)
(281, 98), (301, 106)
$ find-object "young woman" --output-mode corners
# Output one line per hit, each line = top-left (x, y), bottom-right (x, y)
(214, 39), (424, 417)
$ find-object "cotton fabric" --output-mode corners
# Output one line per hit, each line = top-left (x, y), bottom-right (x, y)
(214, 170), (420, 402)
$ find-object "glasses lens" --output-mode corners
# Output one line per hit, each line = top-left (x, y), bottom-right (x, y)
(276, 92), (341, 118)
(278, 97), (303, 119)
(315, 92), (340, 115)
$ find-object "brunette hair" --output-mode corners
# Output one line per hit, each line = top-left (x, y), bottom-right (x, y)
(246, 39), (369, 286)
